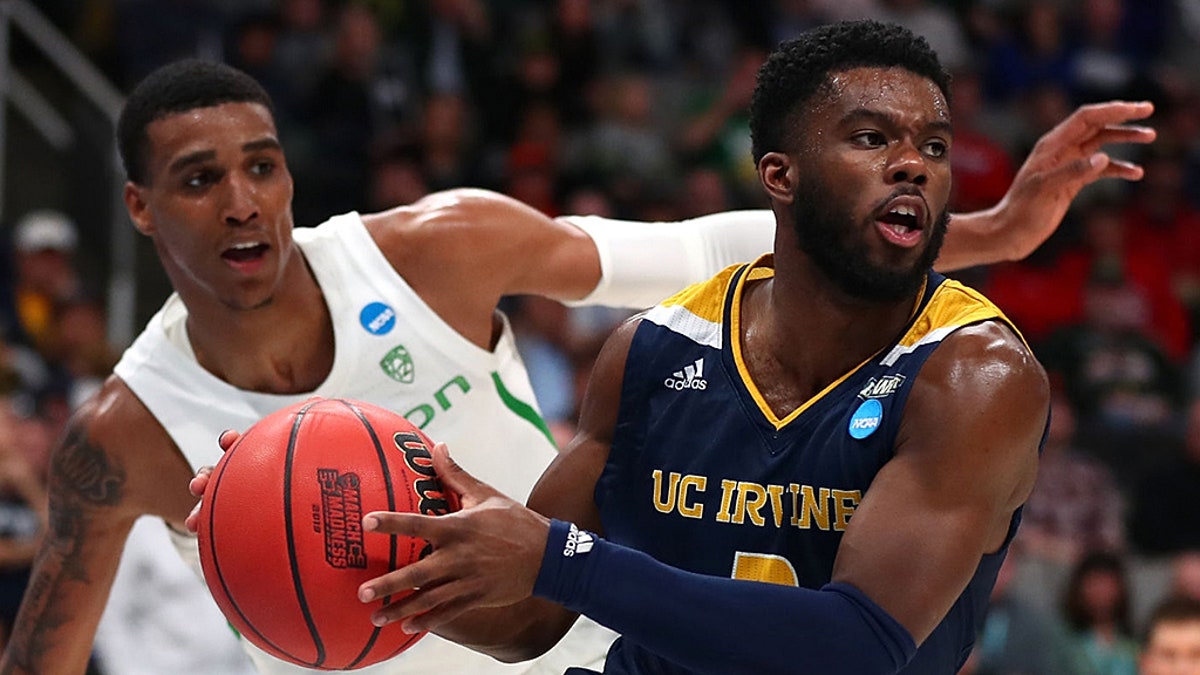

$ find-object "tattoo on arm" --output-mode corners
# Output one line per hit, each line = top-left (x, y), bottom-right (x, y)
(2, 421), (127, 670)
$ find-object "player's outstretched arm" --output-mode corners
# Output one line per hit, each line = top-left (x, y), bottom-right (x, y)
(935, 100), (1155, 271)
(0, 378), (194, 675)
(558, 101), (1155, 309)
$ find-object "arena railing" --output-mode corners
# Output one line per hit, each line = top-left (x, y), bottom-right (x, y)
(0, 0), (136, 348)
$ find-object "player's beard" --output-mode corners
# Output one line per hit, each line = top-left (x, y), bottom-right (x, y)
(790, 181), (949, 303)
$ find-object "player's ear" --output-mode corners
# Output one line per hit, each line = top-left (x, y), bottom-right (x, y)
(124, 182), (155, 236)
(758, 151), (795, 205)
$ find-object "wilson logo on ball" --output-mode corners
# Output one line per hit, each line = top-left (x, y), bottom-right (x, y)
(394, 431), (455, 518)
(316, 469), (367, 569)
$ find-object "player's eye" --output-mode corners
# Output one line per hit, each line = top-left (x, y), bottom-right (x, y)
(250, 159), (275, 177)
(922, 139), (949, 158)
(851, 131), (887, 148)
(184, 171), (216, 189)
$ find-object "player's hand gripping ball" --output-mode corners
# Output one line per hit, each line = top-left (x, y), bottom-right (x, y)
(196, 397), (459, 670)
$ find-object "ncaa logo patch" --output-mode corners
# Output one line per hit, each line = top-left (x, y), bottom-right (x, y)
(380, 345), (415, 383)
(848, 398), (883, 440)
(360, 302), (396, 336)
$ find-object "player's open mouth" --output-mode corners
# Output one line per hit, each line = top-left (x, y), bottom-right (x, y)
(874, 197), (926, 248)
(222, 242), (269, 267)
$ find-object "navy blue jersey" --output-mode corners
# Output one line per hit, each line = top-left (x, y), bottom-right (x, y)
(594, 256), (1034, 674)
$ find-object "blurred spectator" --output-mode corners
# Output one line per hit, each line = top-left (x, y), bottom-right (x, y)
(0, 396), (46, 651)
(1062, 551), (1141, 675)
(398, 0), (500, 100)
(1138, 594), (1200, 675)
(272, 0), (332, 104)
(969, 547), (1083, 675)
(225, 11), (294, 122)
(675, 46), (762, 206)
(1018, 391), (1126, 566)
(948, 67), (1017, 214)
(1038, 261), (1184, 433)
(1168, 550), (1200, 601)
(870, 0), (971, 71)
(113, 0), (226, 88)
(296, 3), (413, 222)
(368, 138), (430, 211)
(765, 0), (833, 46)
(1120, 148), (1200, 343)
(418, 91), (482, 192)
(508, 295), (577, 448)
(46, 297), (118, 411)
(1129, 400), (1200, 555)
(563, 71), (675, 209)
(983, 2), (1076, 105)
(1067, 0), (1159, 104)
(11, 210), (83, 357)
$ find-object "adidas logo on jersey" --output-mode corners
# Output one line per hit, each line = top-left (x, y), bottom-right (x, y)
(664, 357), (707, 391)
(563, 522), (594, 557)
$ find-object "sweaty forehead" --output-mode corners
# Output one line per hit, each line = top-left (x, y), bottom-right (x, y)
(819, 67), (950, 124)
(144, 102), (278, 169)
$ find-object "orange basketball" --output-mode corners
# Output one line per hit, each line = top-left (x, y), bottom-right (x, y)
(196, 397), (457, 670)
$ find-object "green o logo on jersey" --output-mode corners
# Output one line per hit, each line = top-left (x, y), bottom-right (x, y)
(380, 345), (415, 383)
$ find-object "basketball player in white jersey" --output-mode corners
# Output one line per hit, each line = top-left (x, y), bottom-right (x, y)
(0, 57), (1153, 675)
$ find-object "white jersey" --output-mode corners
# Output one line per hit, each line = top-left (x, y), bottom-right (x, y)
(109, 213), (614, 674)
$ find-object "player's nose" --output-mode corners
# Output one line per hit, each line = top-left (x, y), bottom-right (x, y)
(222, 172), (260, 226)
(886, 141), (927, 186)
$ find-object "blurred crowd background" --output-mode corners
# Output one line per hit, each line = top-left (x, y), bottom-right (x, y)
(2, 1), (1200, 673)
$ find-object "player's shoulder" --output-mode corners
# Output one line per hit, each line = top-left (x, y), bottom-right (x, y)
(917, 319), (1049, 416)
(361, 188), (544, 271)
(79, 374), (173, 457)
(362, 188), (526, 240)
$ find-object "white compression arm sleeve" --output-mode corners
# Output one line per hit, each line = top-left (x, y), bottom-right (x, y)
(560, 210), (774, 309)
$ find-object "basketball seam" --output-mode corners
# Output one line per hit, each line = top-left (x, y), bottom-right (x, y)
(206, 431), (306, 664)
(284, 399), (327, 667)
(342, 398), (398, 669)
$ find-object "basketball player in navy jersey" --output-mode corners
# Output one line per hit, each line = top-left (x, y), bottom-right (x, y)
(6, 48), (1153, 675)
(352, 20), (1054, 674)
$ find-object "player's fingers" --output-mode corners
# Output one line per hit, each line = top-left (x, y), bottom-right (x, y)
(188, 466), (214, 497)
(362, 510), (440, 540)
(218, 429), (240, 451)
(1100, 158), (1146, 181)
(1056, 101), (1155, 143)
(429, 442), (492, 501)
(398, 594), (477, 634)
(359, 550), (457, 605)
(370, 578), (473, 630)
(184, 500), (203, 533)
(1080, 125), (1157, 155)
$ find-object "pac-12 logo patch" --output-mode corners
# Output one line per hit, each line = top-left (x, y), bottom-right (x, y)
(848, 398), (883, 439)
(360, 302), (396, 335)
(380, 345), (415, 383)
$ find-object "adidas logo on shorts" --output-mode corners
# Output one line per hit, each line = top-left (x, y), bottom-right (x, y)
(664, 357), (707, 391)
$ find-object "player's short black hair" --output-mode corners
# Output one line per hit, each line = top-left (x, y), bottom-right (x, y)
(749, 20), (951, 163)
(117, 59), (275, 184)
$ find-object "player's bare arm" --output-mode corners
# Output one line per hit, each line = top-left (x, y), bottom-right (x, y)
(555, 100), (1155, 300)
(356, 317), (639, 659)
(0, 378), (195, 675)
(831, 321), (1048, 643)
(362, 188), (602, 350)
